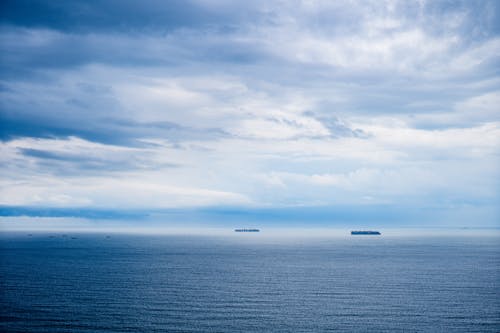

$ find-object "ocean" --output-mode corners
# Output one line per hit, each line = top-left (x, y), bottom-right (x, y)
(0, 232), (499, 332)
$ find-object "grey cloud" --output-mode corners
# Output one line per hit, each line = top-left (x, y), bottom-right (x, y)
(0, 1), (498, 143)
(0, 75), (231, 145)
(0, 26), (271, 80)
(1, 111), (230, 146)
(17, 147), (179, 175)
(3, 0), (495, 40)
(303, 112), (370, 139)
(0, 0), (237, 33)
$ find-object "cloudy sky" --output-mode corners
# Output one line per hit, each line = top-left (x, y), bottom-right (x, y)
(1, 0), (499, 227)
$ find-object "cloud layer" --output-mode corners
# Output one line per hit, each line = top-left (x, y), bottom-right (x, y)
(1, 0), (499, 225)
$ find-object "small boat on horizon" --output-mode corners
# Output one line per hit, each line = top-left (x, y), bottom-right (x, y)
(234, 229), (260, 232)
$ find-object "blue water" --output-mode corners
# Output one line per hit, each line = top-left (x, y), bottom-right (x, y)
(1, 233), (499, 332)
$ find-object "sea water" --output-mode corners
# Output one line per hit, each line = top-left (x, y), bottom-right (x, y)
(1, 233), (499, 332)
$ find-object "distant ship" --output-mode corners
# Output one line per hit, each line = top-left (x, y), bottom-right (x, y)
(351, 231), (381, 235)
(235, 229), (260, 232)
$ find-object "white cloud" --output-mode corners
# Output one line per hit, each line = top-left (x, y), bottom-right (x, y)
(265, 27), (458, 75)
(0, 166), (250, 208)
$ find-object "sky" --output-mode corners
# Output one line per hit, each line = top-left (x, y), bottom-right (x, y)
(0, 0), (499, 228)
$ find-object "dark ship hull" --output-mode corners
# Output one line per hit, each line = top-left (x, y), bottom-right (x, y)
(351, 231), (381, 235)
(235, 229), (260, 232)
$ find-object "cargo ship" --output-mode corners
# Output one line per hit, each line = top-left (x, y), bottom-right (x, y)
(351, 230), (381, 235)
(234, 229), (260, 232)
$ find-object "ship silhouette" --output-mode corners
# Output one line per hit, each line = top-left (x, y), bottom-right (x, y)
(351, 230), (381, 235)
(234, 229), (260, 232)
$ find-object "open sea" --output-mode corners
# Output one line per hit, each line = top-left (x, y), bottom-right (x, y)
(0, 232), (499, 332)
